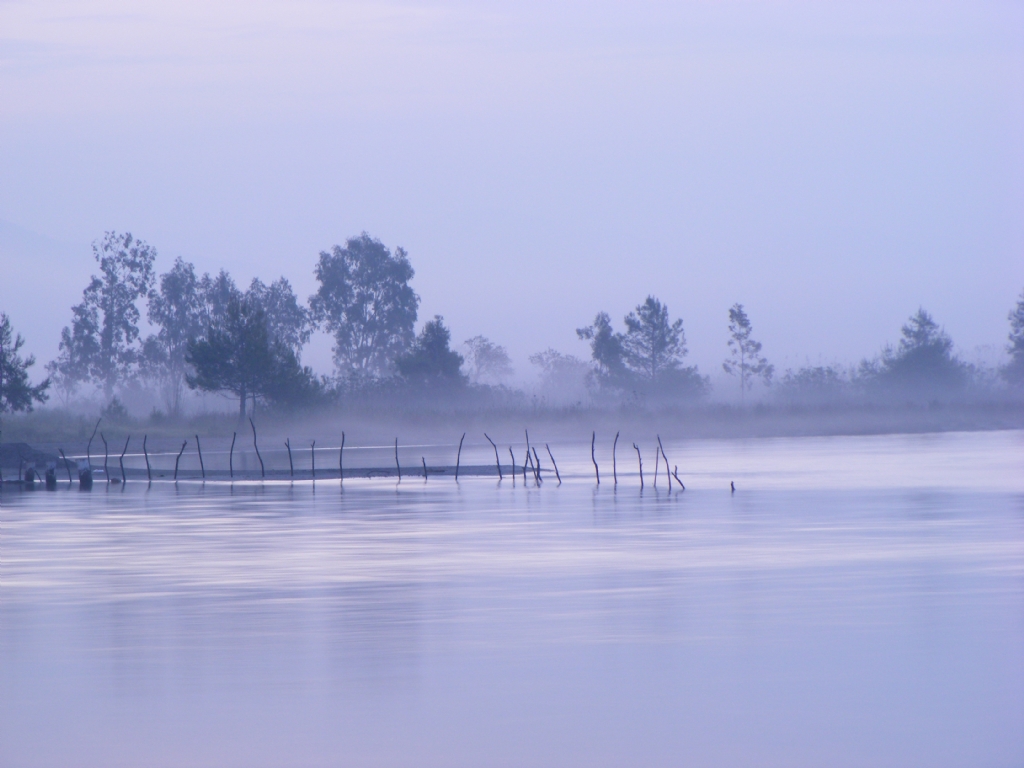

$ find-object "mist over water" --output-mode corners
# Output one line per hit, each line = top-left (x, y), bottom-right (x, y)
(2, 431), (1022, 767)
(1, 2), (1023, 765)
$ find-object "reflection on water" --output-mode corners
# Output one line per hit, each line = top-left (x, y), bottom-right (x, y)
(1, 431), (1023, 767)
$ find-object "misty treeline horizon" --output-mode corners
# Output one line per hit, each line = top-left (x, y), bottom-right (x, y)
(2, 230), (1024, 422)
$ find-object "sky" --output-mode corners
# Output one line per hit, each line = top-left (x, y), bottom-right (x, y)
(1, 0), (1022, 388)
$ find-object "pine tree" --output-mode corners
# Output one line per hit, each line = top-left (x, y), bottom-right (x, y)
(0, 313), (49, 413)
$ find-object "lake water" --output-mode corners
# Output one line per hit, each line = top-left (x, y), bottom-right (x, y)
(2, 430), (1023, 767)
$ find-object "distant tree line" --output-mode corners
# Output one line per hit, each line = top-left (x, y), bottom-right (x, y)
(1, 229), (1023, 417)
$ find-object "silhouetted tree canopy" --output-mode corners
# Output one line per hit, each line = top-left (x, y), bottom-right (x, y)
(396, 316), (465, 386)
(310, 233), (419, 378)
(0, 313), (49, 413)
(860, 309), (968, 398)
(198, 270), (240, 328)
(578, 297), (707, 399)
(51, 232), (156, 401)
(576, 311), (628, 385)
(245, 276), (310, 354)
(777, 365), (847, 403)
(186, 295), (318, 419)
(143, 257), (205, 415)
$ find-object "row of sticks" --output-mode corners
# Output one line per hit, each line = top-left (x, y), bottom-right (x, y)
(478, 430), (684, 490)
(30, 419), (685, 489)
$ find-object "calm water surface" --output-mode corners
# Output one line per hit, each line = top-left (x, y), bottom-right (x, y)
(2, 430), (1023, 767)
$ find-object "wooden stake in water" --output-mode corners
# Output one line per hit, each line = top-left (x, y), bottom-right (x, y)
(87, 417), (101, 466)
(58, 448), (73, 482)
(484, 433), (502, 480)
(422, 456), (427, 481)
(657, 435), (670, 489)
(143, 435), (151, 481)
(101, 433), (109, 481)
(285, 438), (294, 477)
(612, 431), (619, 486)
(229, 432), (236, 479)
(310, 440), (315, 478)
(249, 418), (264, 478)
(532, 446), (542, 484)
(119, 436), (130, 484)
(545, 444), (561, 485)
(195, 435), (205, 479)
(508, 447), (516, 487)
(174, 440), (187, 480)
(591, 431), (600, 485)
(339, 432), (345, 485)
(394, 438), (401, 481)
(455, 433), (465, 481)
(633, 443), (644, 489)
(653, 443), (659, 488)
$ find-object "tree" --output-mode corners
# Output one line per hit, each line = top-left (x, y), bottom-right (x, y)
(396, 316), (465, 386)
(576, 311), (627, 385)
(529, 348), (591, 403)
(869, 308), (967, 397)
(622, 297), (688, 383)
(1004, 289), (1024, 388)
(185, 294), (311, 420)
(0, 313), (49, 413)
(310, 233), (419, 377)
(723, 303), (773, 402)
(52, 232), (156, 401)
(198, 269), (240, 328)
(777, 365), (847, 403)
(144, 257), (204, 415)
(577, 297), (705, 398)
(463, 336), (513, 384)
(245, 277), (310, 355)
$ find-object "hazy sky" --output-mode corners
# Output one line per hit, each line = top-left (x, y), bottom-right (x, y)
(1, 0), (1022, 385)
